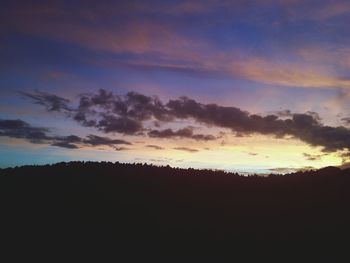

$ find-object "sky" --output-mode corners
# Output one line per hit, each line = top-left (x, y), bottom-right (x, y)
(1, 0), (350, 173)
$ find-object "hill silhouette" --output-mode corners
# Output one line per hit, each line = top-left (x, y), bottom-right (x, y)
(1, 161), (350, 260)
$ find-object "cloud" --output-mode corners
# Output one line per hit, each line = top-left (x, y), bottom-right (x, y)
(3, 2), (205, 61)
(52, 134), (131, 149)
(341, 117), (350, 125)
(100, 50), (350, 90)
(51, 135), (82, 149)
(305, 111), (322, 121)
(276, 110), (321, 121)
(96, 115), (143, 134)
(22, 89), (168, 135)
(23, 89), (350, 157)
(338, 162), (350, 169)
(146, 145), (164, 150)
(166, 96), (350, 153)
(173, 147), (199, 153)
(229, 58), (350, 89)
(52, 141), (79, 149)
(6, 1), (350, 90)
(312, 1), (350, 20)
(148, 127), (216, 141)
(0, 118), (131, 150)
(82, 134), (131, 146)
(275, 109), (293, 118)
(20, 90), (71, 112)
(115, 147), (129, 151)
(269, 166), (315, 174)
(302, 153), (325, 161)
(298, 46), (350, 67)
(76, 90), (173, 134)
(0, 119), (50, 143)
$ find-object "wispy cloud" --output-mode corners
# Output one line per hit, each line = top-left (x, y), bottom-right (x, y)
(228, 58), (350, 89)
(148, 127), (216, 141)
(312, 1), (350, 20)
(146, 144), (164, 150)
(303, 152), (326, 161)
(5, 1), (350, 90)
(173, 147), (199, 153)
(0, 119), (131, 150)
(341, 117), (350, 125)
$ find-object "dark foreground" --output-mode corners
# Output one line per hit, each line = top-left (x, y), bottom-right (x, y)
(1, 162), (350, 260)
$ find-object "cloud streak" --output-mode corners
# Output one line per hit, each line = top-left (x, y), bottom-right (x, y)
(5, 1), (350, 90)
(0, 119), (131, 150)
(341, 117), (350, 125)
(303, 153), (325, 161)
(173, 147), (199, 153)
(148, 127), (216, 141)
(20, 90), (71, 112)
(146, 145), (164, 150)
(0, 119), (50, 143)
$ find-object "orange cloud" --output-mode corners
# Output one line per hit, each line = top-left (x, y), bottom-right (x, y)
(312, 1), (350, 20)
(5, 3), (207, 60)
(228, 58), (350, 89)
(5, 1), (350, 90)
(297, 46), (350, 69)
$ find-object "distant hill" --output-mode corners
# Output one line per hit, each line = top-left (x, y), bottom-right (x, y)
(1, 161), (349, 177)
(1, 161), (350, 260)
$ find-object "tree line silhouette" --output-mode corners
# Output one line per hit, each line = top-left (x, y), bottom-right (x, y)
(1, 161), (350, 260)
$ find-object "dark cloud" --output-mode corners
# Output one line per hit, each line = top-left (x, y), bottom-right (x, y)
(338, 162), (350, 169)
(338, 151), (350, 165)
(0, 119), (50, 143)
(21, 90), (154, 134)
(303, 153), (324, 161)
(146, 145), (164, 150)
(173, 147), (199, 153)
(166, 96), (350, 153)
(235, 132), (248, 137)
(269, 166), (315, 174)
(52, 134), (131, 149)
(51, 135), (82, 149)
(82, 134), (131, 146)
(55, 135), (82, 143)
(23, 89), (350, 156)
(275, 109), (293, 118)
(276, 110), (321, 121)
(148, 127), (216, 141)
(20, 90), (71, 112)
(149, 158), (167, 163)
(305, 111), (322, 121)
(0, 119), (131, 150)
(341, 117), (350, 125)
(115, 147), (129, 151)
(51, 141), (79, 149)
(124, 92), (172, 122)
(97, 115), (143, 134)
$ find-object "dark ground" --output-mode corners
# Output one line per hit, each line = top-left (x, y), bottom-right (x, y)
(1, 162), (350, 261)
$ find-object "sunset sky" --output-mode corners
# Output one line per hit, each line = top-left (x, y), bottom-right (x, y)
(1, 0), (350, 173)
